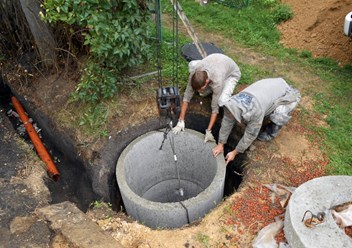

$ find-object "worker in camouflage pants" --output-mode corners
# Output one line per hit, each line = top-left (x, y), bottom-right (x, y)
(212, 78), (301, 165)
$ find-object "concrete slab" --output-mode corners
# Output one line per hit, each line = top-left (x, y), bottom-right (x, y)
(36, 201), (124, 248)
(284, 176), (352, 248)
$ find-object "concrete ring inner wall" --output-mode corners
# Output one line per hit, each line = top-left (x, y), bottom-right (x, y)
(116, 129), (226, 229)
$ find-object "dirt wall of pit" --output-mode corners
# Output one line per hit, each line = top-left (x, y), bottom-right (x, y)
(8, 85), (244, 208)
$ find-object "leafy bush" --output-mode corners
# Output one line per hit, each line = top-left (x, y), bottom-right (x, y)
(272, 4), (293, 24)
(41, 0), (153, 102)
(73, 61), (118, 103)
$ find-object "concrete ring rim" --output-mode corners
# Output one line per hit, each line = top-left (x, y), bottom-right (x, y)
(116, 129), (226, 211)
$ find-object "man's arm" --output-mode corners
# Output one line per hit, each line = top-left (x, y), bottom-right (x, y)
(172, 73), (193, 134)
(218, 76), (238, 107)
(204, 112), (218, 142)
(235, 120), (262, 153)
(207, 112), (217, 131)
(178, 101), (188, 121)
(219, 120), (261, 165)
(172, 101), (188, 134)
(182, 73), (195, 104)
(224, 148), (239, 165)
(212, 110), (235, 160)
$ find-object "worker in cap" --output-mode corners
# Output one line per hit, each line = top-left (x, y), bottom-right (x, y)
(172, 53), (241, 143)
(212, 77), (301, 165)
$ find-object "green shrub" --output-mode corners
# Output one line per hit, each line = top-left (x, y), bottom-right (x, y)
(312, 57), (339, 67)
(299, 50), (312, 58)
(73, 62), (118, 102)
(272, 4), (293, 24)
(42, 0), (153, 103)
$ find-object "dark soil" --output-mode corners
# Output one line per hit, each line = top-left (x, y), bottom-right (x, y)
(0, 111), (52, 247)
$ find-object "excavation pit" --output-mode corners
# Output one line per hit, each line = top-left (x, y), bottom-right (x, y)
(116, 129), (226, 229)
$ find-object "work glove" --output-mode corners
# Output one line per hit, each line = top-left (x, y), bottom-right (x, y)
(204, 129), (215, 143)
(172, 120), (185, 134)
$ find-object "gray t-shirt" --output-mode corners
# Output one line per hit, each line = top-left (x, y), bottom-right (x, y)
(183, 53), (241, 113)
(220, 78), (300, 153)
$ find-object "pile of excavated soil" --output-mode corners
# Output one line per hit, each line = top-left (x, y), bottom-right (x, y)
(278, 0), (352, 65)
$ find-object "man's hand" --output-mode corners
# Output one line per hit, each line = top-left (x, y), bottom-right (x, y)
(212, 143), (224, 157)
(204, 129), (215, 143)
(172, 120), (185, 134)
(225, 150), (238, 165)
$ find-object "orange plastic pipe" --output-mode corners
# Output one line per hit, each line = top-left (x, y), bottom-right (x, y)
(11, 96), (60, 181)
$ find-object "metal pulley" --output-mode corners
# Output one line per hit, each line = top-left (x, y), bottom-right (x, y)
(156, 86), (181, 116)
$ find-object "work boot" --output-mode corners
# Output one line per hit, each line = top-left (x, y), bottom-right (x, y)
(257, 123), (282, 141)
(269, 123), (282, 138)
(257, 131), (273, 141)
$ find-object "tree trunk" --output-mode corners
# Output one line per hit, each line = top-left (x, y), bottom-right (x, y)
(19, 0), (57, 69)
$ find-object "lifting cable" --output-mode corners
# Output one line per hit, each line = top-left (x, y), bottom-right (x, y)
(163, 120), (190, 223)
(156, 0), (176, 152)
(155, 0), (181, 145)
(171, 0), (179, 90)
(155, 0), (162, 88)
(156, 0), (180, 150)
(156, 1), (189, 211)
(155, 0), (181, 124)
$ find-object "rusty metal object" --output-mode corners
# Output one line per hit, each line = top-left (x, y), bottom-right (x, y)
(301, 210), (326, 229)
